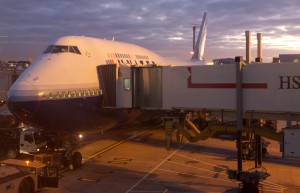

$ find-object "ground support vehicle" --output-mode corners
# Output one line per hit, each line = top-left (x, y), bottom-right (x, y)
(0, 127), (47, 159)
(0, 159), (58, 193)
(0, 126), (82, 170)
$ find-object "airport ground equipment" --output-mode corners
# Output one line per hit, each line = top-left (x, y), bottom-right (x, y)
(33, 150), (82, 170)
(0, 127), (47, 159)
(0, 126), (82, 169)
(0, 110), (20, 128)
(228, 168), (269, 193)
(0, 112), (82, 168)
(43, 132), (83, 170)
(282, 125), (300, 158)
(0, 159), (58, 193)
(180, 120), (280, 142)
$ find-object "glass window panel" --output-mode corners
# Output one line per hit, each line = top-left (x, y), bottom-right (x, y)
(124, 78), (130, 91)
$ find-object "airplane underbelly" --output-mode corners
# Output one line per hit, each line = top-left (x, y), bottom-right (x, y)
(7, 96), (128, 130)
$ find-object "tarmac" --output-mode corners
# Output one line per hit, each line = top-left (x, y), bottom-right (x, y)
(1, 104), (300, 192)
(34, 122), (300, 193)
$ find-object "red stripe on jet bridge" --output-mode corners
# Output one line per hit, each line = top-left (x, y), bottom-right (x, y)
(187, 67), (268, 89)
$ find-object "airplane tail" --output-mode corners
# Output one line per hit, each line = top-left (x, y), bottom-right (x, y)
(191, 12), (207, 61)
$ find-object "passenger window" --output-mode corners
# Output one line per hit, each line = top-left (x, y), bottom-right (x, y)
(49, 93), (53, 99)
(124, 79), (130, 91)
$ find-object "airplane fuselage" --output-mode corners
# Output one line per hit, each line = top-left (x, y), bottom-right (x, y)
(7, 36), (177, 130)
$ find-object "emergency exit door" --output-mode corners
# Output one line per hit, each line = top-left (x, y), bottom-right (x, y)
(132, 67), (162, 109)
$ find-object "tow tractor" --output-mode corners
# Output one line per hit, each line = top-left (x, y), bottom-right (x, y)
(0, 159), (58, 193)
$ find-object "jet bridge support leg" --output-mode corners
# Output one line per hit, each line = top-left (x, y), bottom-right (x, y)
(255, 135), (262, 168)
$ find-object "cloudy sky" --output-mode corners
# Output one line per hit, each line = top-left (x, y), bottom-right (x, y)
(1, 0), (300, 62)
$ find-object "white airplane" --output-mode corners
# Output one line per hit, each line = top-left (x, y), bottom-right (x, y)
(7, 13), (208, 131)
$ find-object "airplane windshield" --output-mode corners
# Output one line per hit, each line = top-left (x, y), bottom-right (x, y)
(43, 45), (81, 54)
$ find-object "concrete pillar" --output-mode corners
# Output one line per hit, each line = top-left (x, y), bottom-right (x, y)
(245, 31), (251, 64)
(255, 33), (262, 63)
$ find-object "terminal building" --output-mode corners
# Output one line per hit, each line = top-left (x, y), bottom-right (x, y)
(278, 54), (300, 63)
(212, 58), (235, 65)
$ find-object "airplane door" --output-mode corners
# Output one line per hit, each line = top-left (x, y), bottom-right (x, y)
(132, 67), (162, 109)
(97, 64), (116, 107)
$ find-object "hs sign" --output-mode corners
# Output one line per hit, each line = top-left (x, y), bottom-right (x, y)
(279, 76), (300, 89)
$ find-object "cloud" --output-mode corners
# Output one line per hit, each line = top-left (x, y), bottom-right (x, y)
(0, 0), (300, 61)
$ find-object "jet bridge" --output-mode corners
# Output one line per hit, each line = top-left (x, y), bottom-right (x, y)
(96, 61), (300, 159)
(98, 62), (300, 121)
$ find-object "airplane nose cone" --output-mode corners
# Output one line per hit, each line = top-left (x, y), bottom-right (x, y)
(7, 80), (39, 123)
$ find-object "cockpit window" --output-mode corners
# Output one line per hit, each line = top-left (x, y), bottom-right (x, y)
(43, 45), (54, 53)
(72, 46), (81, 54)
(52, 46), (68, 53)
(43, 45), (81, 55)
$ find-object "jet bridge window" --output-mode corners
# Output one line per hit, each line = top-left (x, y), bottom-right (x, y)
(124, 78), (130, 91)
(43, 45), (81, 54)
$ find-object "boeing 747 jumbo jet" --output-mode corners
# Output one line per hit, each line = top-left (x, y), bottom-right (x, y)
(7, 13), (208, 131)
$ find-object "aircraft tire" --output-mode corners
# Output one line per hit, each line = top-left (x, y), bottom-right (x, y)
(61, 155), (70, 168)
(71, 151), (82, 170)
(6, 147), (18, 159)
(18, 178), (34, 193)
